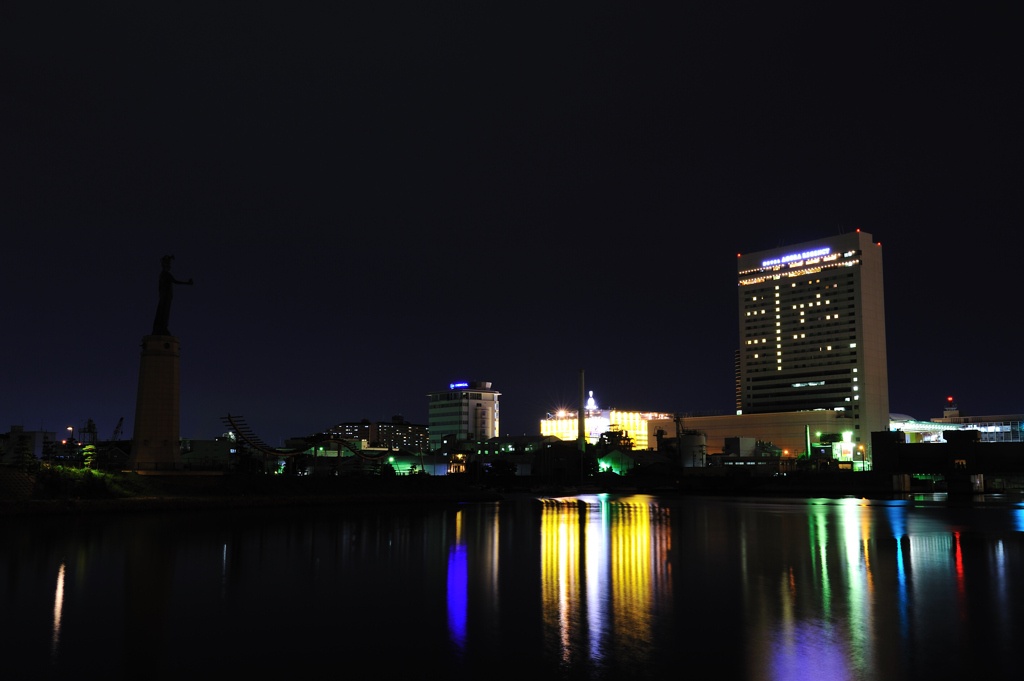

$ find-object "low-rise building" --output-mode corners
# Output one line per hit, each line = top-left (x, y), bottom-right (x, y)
(648, 410), (853, 458)
(540, 391), (671, 448)
(931, 404), (1024, 443)
(327, 416), (429, 452)
(1, 426), (56, 463)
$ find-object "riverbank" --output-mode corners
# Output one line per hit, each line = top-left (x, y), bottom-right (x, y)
(3, 466), (1013, 516)
(0, 467), (502, 516)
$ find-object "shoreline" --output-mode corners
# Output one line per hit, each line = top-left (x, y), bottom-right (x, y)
(5, 485), (1022, 517)
(4, 467), (1022, 517)
(0, 489), (504, 516)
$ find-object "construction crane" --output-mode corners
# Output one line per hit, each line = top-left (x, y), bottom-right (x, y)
(111, 417), (124, 442)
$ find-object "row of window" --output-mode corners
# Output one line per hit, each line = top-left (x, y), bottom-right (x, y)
(746, 358), (859, 373)
(738, 260), (860, 287)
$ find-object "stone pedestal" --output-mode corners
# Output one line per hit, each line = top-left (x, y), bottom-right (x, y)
(127, 335), (182, 471)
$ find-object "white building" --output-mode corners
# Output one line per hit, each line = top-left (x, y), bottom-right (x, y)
(737, 231), (889, 451)
(426, 381), (500, 450)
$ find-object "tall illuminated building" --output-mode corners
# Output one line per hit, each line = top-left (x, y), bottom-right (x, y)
(737, 231), (889, 448)
(427, 381), (500, 450)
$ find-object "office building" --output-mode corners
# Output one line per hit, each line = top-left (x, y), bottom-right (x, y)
(737, 231), (889, 448)
(427, 381), (500, 450)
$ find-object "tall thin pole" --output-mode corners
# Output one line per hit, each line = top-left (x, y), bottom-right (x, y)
(578, 369), (586, 451)
(579, 369), (586, 483)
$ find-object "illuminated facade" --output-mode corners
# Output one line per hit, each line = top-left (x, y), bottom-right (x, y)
(427, 381), (500, 450)
(890, 413), (963, 443)
(930, 405), (1024, 443)
(737, 231), (889, 449)
(540, 393), (671, 447)
(826, 431), (869, 470)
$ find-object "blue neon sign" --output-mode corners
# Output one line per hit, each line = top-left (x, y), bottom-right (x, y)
(450, 382), (469, 389)
(762, 247), (830, 268)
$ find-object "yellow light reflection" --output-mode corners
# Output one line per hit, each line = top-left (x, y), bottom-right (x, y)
(610, 500), (653, 660)
(541, 500), (582, 664)
(540, 496), (669, 669)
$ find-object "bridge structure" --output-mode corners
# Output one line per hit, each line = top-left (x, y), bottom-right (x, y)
(220, 413), (392, 472)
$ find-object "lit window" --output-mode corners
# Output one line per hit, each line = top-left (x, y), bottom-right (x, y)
(777, 367), (782, 370)
(777, 351), (782, 356)
(799, 304), (804, 308)
(776, 344), (781, 348)
(853, 386), (859, 391)
(853, 377), (857, 381)
(801, 334), (805, 338)
(853, 368), (857, 372)
(792, 305), (797, 309)
(777, 359), (782, 363)
(800, 320), (805, 323)
(825, 300), (830, 304)
(827, 346), (831, 350)
(762, 338), (767, 342)
(826, 315), (831, 319)
(793, 335), (798, 339)
(816, 294), (821, 298)
(754, 354), (758, 358)
(775, 315), (780, 319)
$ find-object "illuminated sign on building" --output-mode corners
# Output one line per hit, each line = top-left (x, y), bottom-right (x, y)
(761, 247), (830, 268)
(449, 382), (469, 389)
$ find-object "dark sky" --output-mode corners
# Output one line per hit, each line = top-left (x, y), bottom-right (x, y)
(2, 3), (1021, 444)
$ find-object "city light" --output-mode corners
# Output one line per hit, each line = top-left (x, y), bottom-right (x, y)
(761, 247), (830, 268)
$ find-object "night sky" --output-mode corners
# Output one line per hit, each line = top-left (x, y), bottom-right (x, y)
(2, 4), (1020, 444)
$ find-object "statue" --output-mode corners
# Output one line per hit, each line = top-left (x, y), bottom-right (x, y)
(151, 255), (193, 336)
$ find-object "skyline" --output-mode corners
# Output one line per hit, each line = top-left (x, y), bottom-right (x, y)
(3, 4), (1020, 443)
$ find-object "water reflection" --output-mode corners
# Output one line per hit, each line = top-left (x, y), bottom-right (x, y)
(51, 562), (65, 660)
(447, 510), (467, 650)
(538, 495), (672, 672)
(5, 497), (1024, 678)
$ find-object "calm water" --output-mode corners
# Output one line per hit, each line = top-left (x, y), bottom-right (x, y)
(4, 494), (1024, 679)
